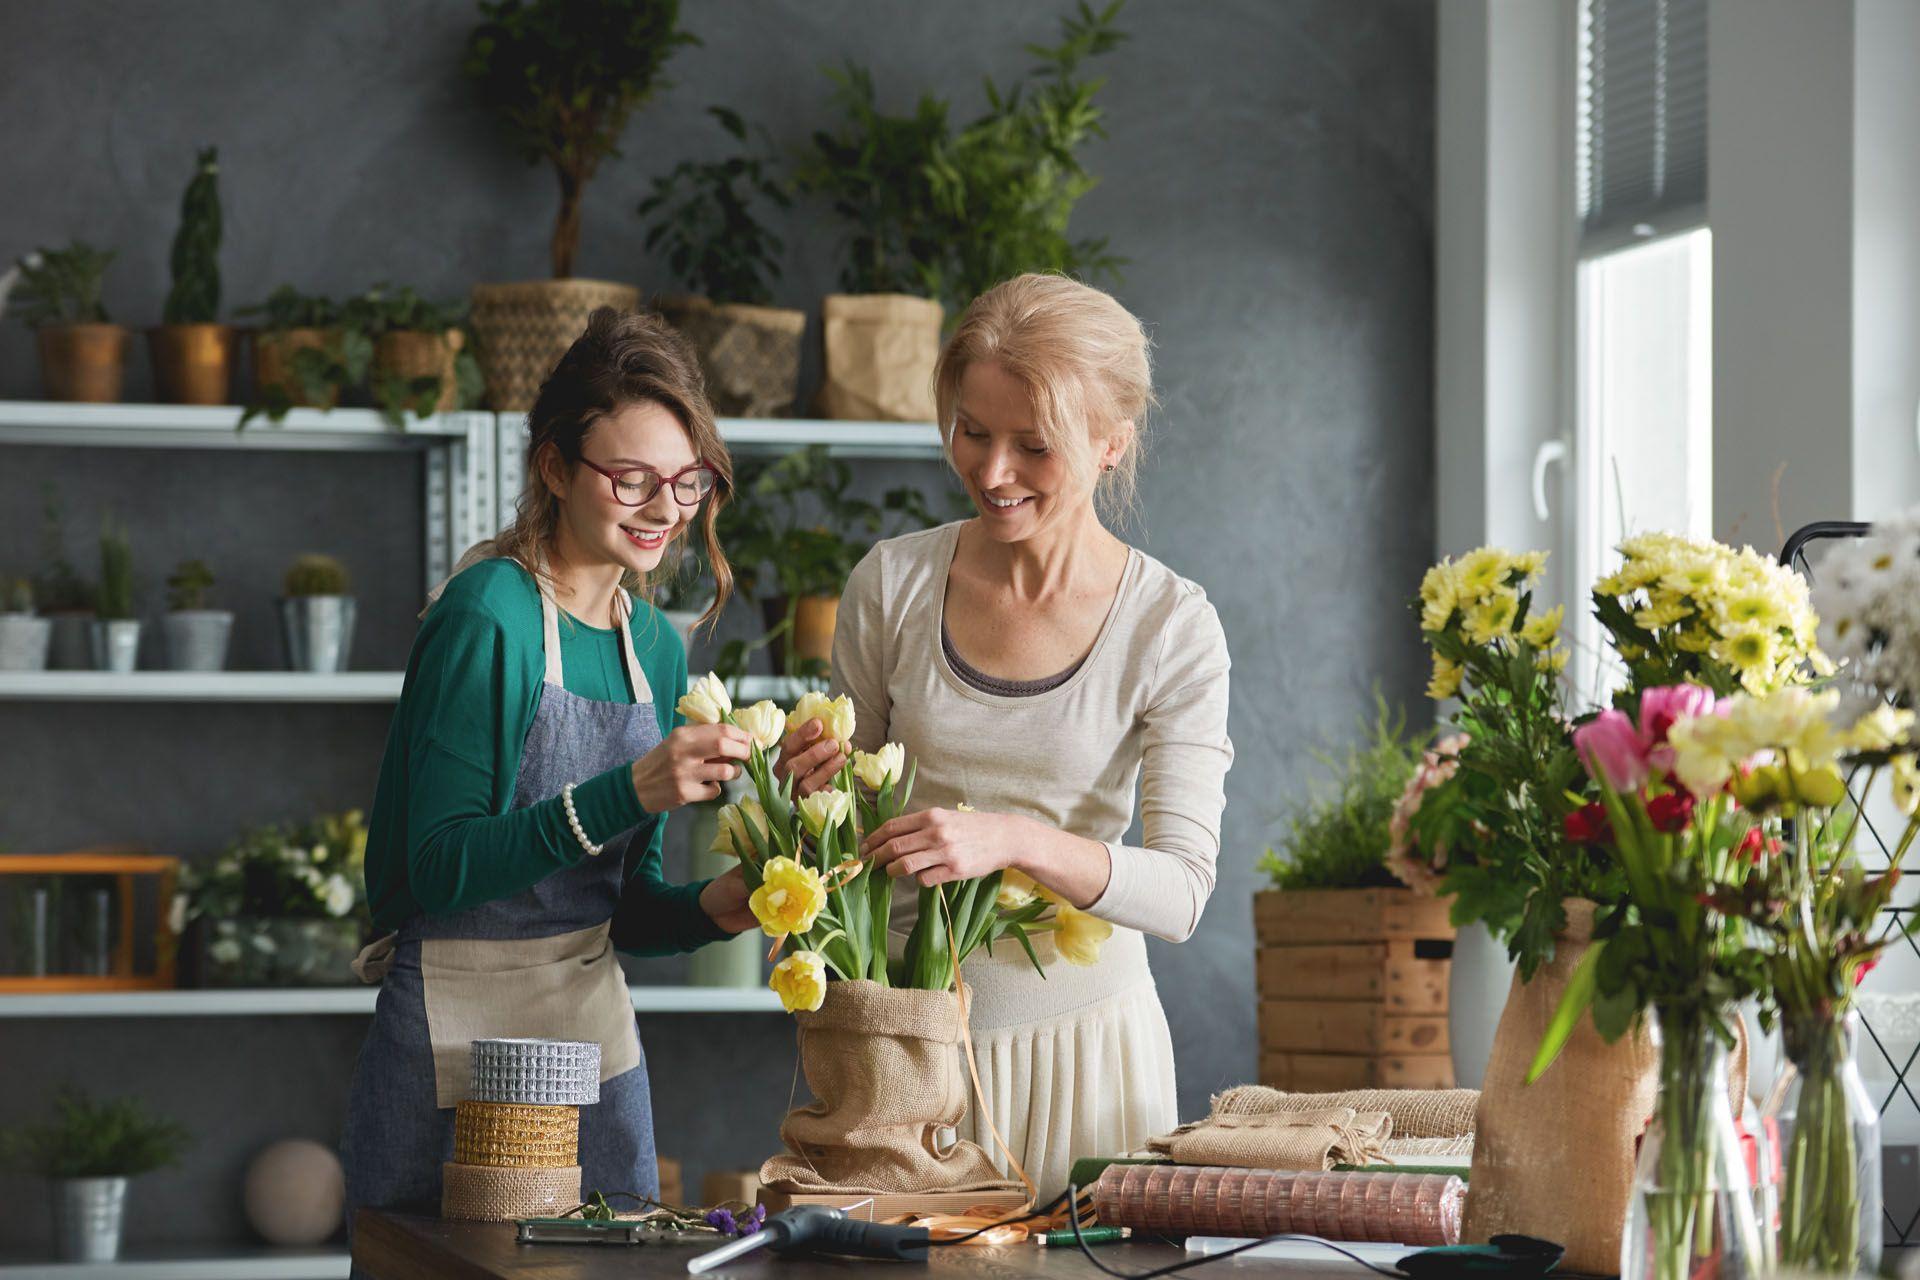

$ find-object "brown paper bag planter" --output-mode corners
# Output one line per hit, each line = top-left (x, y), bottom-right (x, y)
(816, 294), (942, 423)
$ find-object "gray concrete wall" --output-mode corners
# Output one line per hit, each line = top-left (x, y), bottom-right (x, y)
(0, 0), (1435, 1253)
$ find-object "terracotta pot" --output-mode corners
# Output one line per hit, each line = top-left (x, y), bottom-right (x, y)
(251, 328), (340, 409)
(374, 329), (463, 414)
(762, 594), (840, 674)
(37, 324), (129, 402)
(148, 323), (235, 405)
(468, 279), (641, 412)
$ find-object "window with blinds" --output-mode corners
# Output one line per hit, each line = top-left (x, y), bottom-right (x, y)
(1577, 0), (1707, 249)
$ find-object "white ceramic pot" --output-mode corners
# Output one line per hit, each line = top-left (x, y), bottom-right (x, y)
(0, 613), (52, 670)
(1449, 920), (1516, 1088)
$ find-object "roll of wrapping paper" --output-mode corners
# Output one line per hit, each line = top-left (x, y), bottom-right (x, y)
(1090, 1165), (1464, 1246)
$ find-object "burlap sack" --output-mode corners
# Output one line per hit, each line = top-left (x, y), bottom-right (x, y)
(759, 979), (1020, 1195)
(1146, 1107), (1393, 1171)
(655, 295), (803, 418)
(817, 293), (942, 422)
(1463, 899), (1659, 1275)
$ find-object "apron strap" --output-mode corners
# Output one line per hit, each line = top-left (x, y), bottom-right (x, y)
(533, 569), (653, 705)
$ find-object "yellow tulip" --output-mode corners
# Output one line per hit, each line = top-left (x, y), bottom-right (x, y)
(749, 857), (827, 937)
(769, 950), (828, 1013)
(1791, 764), (1846, 809)
(1053, 905), (1113, 967)
(734, 700), (787, 752)
(676, 672), (732, 725)
(852, 743), (905, 791)
(789, 690), (856, 752)
(711, 797), (769, 858)
(797, 788), (853, 838)
(996, 868), (1039, 910)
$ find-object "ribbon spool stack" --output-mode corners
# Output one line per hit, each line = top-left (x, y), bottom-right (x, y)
(442, 1038), (600, 1222)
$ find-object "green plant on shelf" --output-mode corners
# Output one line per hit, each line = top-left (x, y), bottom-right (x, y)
(166, 559), (216, 613)
(177, 810), (371, 934)
(1257, 694), (1429, 892)
(163, 146), (223, 326)
(7, 240), (115, 329)
(341, 282), (485, 424)
(3, 576), (33, 614)
(237, 285), (368, 426)
(96, 516), (136, 621)
(34, 486), (93, 614)
(0, 1089), (190, 1179)
(284, 554), (352, 598)
(638, 106), (792, 305)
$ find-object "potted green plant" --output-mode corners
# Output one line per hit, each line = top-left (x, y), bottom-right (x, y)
(1, 1089), (190, 1262)
(9, 241), (128, 402)
(719, 445), (937, 676)
(178, 810), (370, 986)
(280, 554), (355, 673)
(149, 146), (235, 405)
(640, 106), (802, 418)
(161, 558), (232, 672)
(0, 575), (51, 671)
(34, 488), (95, 670)
(341, 283), (484, 422)
(236, 285), (363, 420)
(463, 0), (696, 410)
(89, 516), (140, 673)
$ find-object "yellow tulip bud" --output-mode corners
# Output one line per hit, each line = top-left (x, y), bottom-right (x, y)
(1053, 905), (1113, 967)
(996, 868), (1038, 910)
(789, 690), (856, 752)
(676, 672), (732, 725)
(711, 797), (769, 858)
(797, 788), (853, 838)
(769, 950), (828, 1012)
(852, 743), (905, 791)
(1792, 764), (1846, 809)
(734, 700), (786, 752)
(748, 857), (827, 937)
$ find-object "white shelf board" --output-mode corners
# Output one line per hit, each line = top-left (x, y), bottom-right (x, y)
(0, 985), (783, 1018)
(0, 400), (479, 450)
(0, 672), (405, 702)
(715, 417), (942, 458)
(0, 1245), (347, 1279)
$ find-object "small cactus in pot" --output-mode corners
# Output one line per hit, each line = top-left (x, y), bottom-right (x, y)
(88, 518), (141, 673)
(161, 558), (233, 673)
(280, 554), (355, 673)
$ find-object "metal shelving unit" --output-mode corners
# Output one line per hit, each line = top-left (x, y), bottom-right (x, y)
(0, 985), (784, 1018)
(0, 1244), (347, 1279)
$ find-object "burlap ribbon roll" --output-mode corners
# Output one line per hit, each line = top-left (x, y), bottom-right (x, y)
(452, 1101), (580, 1169)
(441, 1161), (581, 1222)
(1147, 1106), (1393, 1171)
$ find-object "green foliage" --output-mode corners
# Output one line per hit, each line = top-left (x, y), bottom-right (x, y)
(163, 146), (223, 325)
(341, 282), (468, 336)
(96, 516), (135, 620)
(465, 0), (698, 277)
(9, 241), (114, 329)
(638, 106), (792, 305)
(283, 554), (351, 597)
(236, 285), (339, 332)
(798, 1), (1126, 312)
(1256, 696), (1426, 892)
(34, 487), (93, 614)
(3, 577), (33, 613)
(180, 810), (370, 926)
(1, 1090), (189, 1179)
(166, 559), (215, 613)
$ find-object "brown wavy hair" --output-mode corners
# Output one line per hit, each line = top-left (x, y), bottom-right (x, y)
(493, 307), (733, 632)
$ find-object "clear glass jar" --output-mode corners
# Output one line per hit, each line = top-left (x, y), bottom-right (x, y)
(1761, 1010), (1882, 1275)
(1623, 1008), (1766, 1280)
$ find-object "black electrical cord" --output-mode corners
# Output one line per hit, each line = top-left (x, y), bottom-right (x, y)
(1061, 1183), (1411, 1280)
(923, 1189), (1076, 1246)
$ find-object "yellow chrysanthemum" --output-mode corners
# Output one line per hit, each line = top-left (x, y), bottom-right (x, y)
(769, 951), (828, 1012)
(1053, 905), (1113, 967)
(1455, 547), (1511, 598)
(1463, 590), (1520, 645)
(1716, 590), (1786, 632)
(1521, 604), (1564, 648)
(1841, 705), (1915, 754)
(1634, 597), (1693, 630)
(749, 857), (827, 937)
(1419, 563), (1459, 632)
(1510, 549), (1549, 580)
(1426, 655), (1464, 701)
(1713, 626), (1780, 691)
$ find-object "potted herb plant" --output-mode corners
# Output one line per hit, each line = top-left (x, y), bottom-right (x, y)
(1, 1089), (190, 1262)
(1252, 699), (1456, 1090)
(9, 241), (128, 402)
(463, 0), (696, 410)
(34, 488), (95, 670)
(640, 106), (802, 418)
(148, 146), (234, 405)
(178, 810), (370, 986)
(237, 285), (363, 420)
(161, 558), (232, 672)
(280, 553), (355, 673)
(0, 576), (52, 671)
(89, 516), (140, 673)
(341, 283), (483, 422)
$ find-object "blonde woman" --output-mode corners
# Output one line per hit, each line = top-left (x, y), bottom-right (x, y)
(776, 274), (1234, 1196)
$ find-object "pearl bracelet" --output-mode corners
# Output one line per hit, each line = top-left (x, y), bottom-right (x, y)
(560, 782), (604, 857)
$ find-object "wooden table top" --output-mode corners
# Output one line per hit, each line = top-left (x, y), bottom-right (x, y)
(351, 1210), (1360, 1280)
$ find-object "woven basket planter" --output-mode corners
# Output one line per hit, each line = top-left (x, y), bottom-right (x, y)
(654, 295), (804, 418)
(468, 279), (640, 412)
(452, 1101), (580, 1169)
(373, 330), (463, 414)
(441, 1161), (581, 1222)
(250, 328), (341, 409)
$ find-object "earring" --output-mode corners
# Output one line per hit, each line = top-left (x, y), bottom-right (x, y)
(1104, 464), (1116, 473)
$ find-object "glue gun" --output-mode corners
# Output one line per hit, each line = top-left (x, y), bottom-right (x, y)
(686, 1205), (931, 1272)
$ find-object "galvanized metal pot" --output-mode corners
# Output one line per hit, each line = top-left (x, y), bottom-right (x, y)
(52, 1176), (126, 1262)
(280, 596), (356, 673)
(0, 614), (52, 670)
(88, 619), (142, 673)
(162, 610), (233, 672)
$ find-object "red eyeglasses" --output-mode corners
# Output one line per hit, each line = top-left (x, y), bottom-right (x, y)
(579, 458), (719, 507)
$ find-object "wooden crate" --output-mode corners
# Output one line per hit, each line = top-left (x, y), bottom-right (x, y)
(1252, 887), (1457, 1091)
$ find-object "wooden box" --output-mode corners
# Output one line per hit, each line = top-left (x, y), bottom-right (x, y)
(1252, 887), (1456, 1091)
(0, 848), (180, 993)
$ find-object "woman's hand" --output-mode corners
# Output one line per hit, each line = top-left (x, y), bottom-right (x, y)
(771, 719), (846, 798)
(629, 723), (751, 813)
(699, 864), (755, 934)
(862, 808), (1023, 887)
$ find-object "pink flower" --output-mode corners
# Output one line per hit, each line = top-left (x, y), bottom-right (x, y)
(1575, 710), (1651, 791)
(1638, 684), (1718, 775)
(1387, 733), (1468, 895)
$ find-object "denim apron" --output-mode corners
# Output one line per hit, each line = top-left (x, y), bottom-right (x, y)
(341, 572), (662, 1247)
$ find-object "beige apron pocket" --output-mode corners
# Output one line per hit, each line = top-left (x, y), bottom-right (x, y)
(421, 922), (639, 1108)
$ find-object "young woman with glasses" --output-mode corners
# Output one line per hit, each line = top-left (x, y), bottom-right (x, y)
(774, 274), (1235, 1197)
(341, 309), (755, 1243)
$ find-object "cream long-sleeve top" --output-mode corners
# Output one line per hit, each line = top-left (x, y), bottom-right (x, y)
(831, 521), (1234, 943)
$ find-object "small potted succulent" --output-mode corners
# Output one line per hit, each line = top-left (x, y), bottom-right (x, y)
(640, 107), (802, 418)
(0, 576), (52, 671)
(9, 241), (128, 402)
(237, 285), (364, 420)
(1, 1089), (190, 1262)
(34, 489), (95, 670)
(280, 554), (355, 673)
(148, 146), (235, 405)
(89, 517), (140, 673)
(162, 559), (232, 672)
(341, 283), (483, 422)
